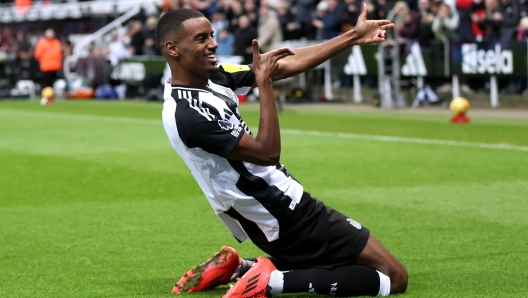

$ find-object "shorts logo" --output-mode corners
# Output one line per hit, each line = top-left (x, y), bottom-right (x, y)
(218, 119), (235, 130)
(347, 218), (362, 230)
(308, 283), (317, 294)
(330, 282), (337, 296)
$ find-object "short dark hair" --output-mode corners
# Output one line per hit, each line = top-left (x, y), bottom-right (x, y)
(155, 9), (205, 52)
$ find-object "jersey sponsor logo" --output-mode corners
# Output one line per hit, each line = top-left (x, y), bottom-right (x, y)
(231, 126), (243, 137)
(346, 218), (362, 230)
(218, 119), (235, 130)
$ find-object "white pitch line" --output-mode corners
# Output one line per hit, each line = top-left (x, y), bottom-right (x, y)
(281, 129), (528, 152)
(1, 109), (528, 152)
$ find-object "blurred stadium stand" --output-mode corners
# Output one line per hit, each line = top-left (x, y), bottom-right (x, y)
(1, 0), (528, 106)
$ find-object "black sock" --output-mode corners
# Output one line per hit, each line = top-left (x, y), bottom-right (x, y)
(283, 265), (380, 297)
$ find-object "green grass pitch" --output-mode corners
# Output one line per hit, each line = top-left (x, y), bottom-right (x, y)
(1, 100), (527, 297)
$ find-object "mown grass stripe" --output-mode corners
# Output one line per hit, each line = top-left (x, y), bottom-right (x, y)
(2, 109), (528, 152)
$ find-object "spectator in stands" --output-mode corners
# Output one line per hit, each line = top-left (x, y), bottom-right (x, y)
(417, 0), (435, 46)
(312, 0), (345, 40)
(456, 0), (474, 41)
(180, 0), (214, 18)
(498, 0), (522, 93)
(233, 14), (258, 64)
(257, 2), (283, 52)
(76, 46), (108, 90)
(369, 0), (392, 20)
(129, 20), (146, 55)
(398, 7), (421, 39)
(34, 29), (62, 89)
(443, 0), (456, 10)
(498, 0), (520, 40)
(211, 10), (228, 39)
(469, 0), (486, 41)
(517, 16), (528, 40)
(9, 49), (38, 85)
(244, 0), (259, 28)
(0, 26), (14, 54)
(521, 0), (528, 18)
(312, 1), (328, 40)
(143, 16), (161, 56)
(216, 28), (235, 56)
(406, 0), (419, 10)
(61, 37), (72, 58)
(14, 31), (31, 53)
(293, 0), (318, 39)
(162, 0), (183, 13)
(276, 0), (300, 40)
(108, 34), (132, 67)
(431, 0), (459, 41)
(520, 17), (528, 94)
(225, 0), (245, 33)
(474, 0), (500, 41)
(217, 0), (232, 17)
(341, 0), (361, 32)
(387, 1), (411, 40)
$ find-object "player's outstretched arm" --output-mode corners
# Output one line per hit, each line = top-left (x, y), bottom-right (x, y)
(228, 40), (295, 166)
(269, 3), (394, 81)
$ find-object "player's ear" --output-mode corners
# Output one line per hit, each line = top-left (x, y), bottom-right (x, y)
(165, 40), (180, 58)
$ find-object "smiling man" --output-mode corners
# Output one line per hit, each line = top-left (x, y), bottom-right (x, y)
(157, 7), (407, 298)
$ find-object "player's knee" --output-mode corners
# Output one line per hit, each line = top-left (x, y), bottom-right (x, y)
(390, 265), (408, 294)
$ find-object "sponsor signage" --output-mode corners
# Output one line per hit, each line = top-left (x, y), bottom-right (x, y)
(451, 41), (527, 78)
(400, 41), (448, 77)
(110, 57), (166, 81)
(332, 44), (379, 75)
(401, 42), (428, 77)
(332, 41), (450, 77)
(113, 42), (528, 82)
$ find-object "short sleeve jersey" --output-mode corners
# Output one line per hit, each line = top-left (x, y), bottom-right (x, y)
(162, 64), (304, 243)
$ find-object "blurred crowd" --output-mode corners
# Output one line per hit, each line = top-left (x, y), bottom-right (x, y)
(2, 0), (528, 96)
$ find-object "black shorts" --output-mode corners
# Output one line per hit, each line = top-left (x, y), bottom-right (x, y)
(252, 192), (370, 270)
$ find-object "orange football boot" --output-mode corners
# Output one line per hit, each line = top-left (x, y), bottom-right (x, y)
(222, 257), (277, 298)
(172, 246), (241, 294)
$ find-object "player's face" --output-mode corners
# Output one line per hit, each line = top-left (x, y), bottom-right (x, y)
(178, 17), (218, 78)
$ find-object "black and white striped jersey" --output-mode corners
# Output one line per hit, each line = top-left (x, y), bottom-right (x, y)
(162, 64), (304, 243)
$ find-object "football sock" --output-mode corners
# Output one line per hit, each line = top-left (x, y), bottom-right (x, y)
(267, 270), (284, 295)
(230, 259), (255, 281)
(377, 270), (391, 296)
(282, 265), (382, 297)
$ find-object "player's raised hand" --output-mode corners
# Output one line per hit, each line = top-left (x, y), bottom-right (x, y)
(252, 39), (295, 85)
(353, 2), (395, 45)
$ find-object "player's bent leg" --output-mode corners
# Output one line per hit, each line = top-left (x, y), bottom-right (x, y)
(356, 235), (408, 294)
(173, 246), (241, 294)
